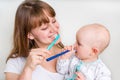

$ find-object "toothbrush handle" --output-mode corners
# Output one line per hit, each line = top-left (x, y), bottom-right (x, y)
(46, 50), (70, 61)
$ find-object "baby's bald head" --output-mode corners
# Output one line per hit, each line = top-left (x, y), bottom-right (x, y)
(76, 23), (110, 53)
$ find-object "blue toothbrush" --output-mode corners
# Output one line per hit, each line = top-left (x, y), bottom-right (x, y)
(46, 50), (70, 61)
(46, 34), (70, 61)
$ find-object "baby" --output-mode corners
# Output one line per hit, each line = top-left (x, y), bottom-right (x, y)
(57, 23), (111, 80)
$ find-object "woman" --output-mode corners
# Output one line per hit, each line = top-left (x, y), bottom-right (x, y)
(4, 0), (64, 80)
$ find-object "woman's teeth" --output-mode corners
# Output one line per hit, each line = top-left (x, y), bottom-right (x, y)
(54, 34), (58, 38)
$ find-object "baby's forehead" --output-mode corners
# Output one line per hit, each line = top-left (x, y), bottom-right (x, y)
(76, 24), (107, 41)
(77, 24), (107, 34)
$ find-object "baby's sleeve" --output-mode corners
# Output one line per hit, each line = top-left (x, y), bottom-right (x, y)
(95, 66), (111, 80)
(4, 58), (21, 74)
(79, 65), (94, 80)
(56, 59), (70, 75)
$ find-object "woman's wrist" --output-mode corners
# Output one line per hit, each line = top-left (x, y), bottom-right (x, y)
(19, 66), (33, 80)
(23, 66), (33, 73)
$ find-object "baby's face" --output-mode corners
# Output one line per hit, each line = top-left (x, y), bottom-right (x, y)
(75, 30), (93, 60)
(75, 24), (110, 60)
(75, 40), (92, 60)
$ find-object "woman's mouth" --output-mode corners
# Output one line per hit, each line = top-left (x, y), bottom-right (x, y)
(49, 34), (58, 40)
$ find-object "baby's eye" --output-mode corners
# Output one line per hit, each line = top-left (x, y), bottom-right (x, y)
(77, 42), (82, 46)
(52, 19), (56, 23)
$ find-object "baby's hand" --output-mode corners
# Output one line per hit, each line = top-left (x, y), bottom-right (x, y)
(59, 45), (75, 59)
(75, 72), (85, 80)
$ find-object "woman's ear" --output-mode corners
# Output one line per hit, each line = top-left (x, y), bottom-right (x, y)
(27, 32), (34, 40)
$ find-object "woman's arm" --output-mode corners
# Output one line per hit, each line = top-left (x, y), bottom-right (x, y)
(18, 67), (33, 80)
(5, 48), (50, 80)
(18, 48), (51, 80)
(5, 67), (32, 80)
(5, 73), (19, 80)
(5, 63), (33, 80)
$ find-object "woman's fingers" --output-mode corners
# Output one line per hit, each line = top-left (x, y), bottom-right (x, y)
(25, 48), (51, 71)
(64, 45), (75, 51)
(59, 45), (76, 59)
(30, 48), (52, 64)
(30, 48), (51, 58)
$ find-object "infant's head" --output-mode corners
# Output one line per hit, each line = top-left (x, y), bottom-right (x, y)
(75, 23), (110, 61)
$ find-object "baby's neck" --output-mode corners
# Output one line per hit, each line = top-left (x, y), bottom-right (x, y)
(81, 56), (98, 63)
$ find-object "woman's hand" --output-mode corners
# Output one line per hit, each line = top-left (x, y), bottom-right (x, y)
(75, 72), (85, 80)
(18, 48), (51, 80)
(59, 45), (75, 59)
(24, 48), (51, 71)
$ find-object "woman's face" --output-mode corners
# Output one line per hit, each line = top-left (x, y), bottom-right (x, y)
(28, 16), (60, 47)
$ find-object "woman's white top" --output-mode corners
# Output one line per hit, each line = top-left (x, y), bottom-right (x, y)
(4, 57), (64, 80)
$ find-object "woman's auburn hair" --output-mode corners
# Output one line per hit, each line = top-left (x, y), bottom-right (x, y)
(7, 0), (56, 61)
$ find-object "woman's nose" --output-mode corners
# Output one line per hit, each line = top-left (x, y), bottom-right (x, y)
(49, 24), (59, 33)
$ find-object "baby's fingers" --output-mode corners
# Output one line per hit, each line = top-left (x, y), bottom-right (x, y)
(75, 72), (85, 80)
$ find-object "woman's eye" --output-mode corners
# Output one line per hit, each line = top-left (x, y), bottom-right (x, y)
(41, 24), (49, 30)
(41, 27), (48, 30)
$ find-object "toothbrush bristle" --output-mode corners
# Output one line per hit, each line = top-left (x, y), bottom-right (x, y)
(54, 34), (57, 38)
(57, 42), (64, 49)
(47, 34), (60, 50)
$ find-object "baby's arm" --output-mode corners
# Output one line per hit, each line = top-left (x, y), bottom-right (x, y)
(56, 58), (70, 75)
(56, 46), (75, 74)
(95, 66), (111, 80)
(80, 63), (111, 80)
(75, 64), (93, 80)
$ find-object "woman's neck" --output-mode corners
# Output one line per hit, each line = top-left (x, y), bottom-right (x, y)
(37, 43), (49, 49)
(40, 45), (62, 73)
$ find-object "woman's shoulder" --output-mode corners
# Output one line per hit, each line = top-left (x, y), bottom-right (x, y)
(4, 57), (26, 74)
(7, 57), (26, 64)
(6, 57), (26, 68)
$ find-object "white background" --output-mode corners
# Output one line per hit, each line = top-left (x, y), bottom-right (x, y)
(0, 0), (120, 80)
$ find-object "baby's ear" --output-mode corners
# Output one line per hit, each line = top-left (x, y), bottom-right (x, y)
(27, 32), (34, 40)
(92, 47), (99, 55)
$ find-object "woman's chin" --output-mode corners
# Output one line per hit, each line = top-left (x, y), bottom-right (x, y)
(55, 38), (61, 44)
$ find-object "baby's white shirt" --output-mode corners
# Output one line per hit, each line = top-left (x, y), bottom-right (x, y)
(57, 55), (111, 80)
(4, 57), (64, 80)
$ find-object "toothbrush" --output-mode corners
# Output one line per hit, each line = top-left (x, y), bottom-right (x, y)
(46, 50), (70, 61)
(46, 34), (69, 61)
(47, 34), (60, 50)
